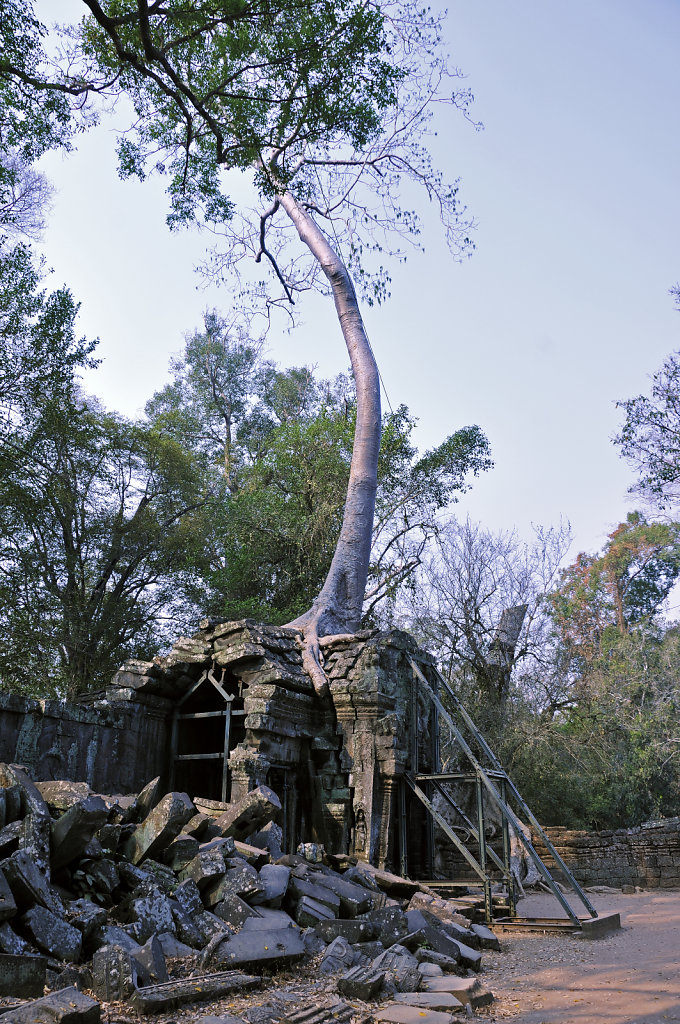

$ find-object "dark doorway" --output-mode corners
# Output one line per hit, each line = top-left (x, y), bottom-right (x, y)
(169, 666), (247, 802)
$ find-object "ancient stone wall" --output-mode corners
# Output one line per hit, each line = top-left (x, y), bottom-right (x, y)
(0, 691), (170, 794)
(536, 819), (680, 889)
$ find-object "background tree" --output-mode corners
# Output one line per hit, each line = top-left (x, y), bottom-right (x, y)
(147, 315), (492, 625)
(0, 247), (210, 697)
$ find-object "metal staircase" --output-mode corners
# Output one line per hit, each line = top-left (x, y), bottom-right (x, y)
(401, 658), (617, 934)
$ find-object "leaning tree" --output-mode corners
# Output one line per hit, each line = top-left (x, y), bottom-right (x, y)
(10, 0), (480, 691)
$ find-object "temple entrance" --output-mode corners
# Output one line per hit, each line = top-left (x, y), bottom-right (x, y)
(169, 666), (247, 802)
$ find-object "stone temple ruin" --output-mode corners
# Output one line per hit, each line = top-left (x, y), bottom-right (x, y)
(102, 619), (441, 877)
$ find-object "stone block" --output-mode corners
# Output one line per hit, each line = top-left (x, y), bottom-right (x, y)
(470, 922), (500, 950)
(179, 846), (227, 891)
(420, 976), (494, 1009)
(0, 821), (20, 859)
(314, 919), (380, 944)
(250, 822), (283, 861)
(361, 906), (409, 946)
(337, 965), (385, 1000)
(193, 908), (231, 946)
(1, 849), (59, 912)
(35, 782), (92, 814)
(127, 890), (177, 944)
(373, 1004), (456, 1024)
(169, 903), (204, 949)
(156, 932), (195, 958)
(408, 908), (478, 949)
(134, 934), (168, 983)
(85, 924), (143, 957)
(0, 921), (34, 955)
(135, 777), (163, 820)
(162, 833), (199, 871)
(130, 971), (259, 1013)
(312, 873), (373, 917)
(91, 944), (140, 1001)
(233, 841), (270, 868)
(182, 812), (212, 838)
(0, 953), (47, 997)
(420, 925), (481, 972)
(212, 928), (305, 970)
(21, 906), (82, 962)
(250, 864), (290, 907)
(0, 869), (17, 923)
(213, 893), (261, 930)
(372, 945), (421, 993)
(173, 877), (204, 917)
(288, 876), (340, 915)
(51, 797), (110, 870)
(280, 1001), (354, 1024)
(214, 787), (282, 841)
(242, 908), (298, 931)
(0, 985), (100, 1023)
(294, 896), (335, 928)
(66, 900), (107, 941)
(121, 792), (195, 865)
(319, 935), (354, 974)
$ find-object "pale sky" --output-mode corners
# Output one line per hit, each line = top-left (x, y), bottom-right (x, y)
(34, 0), (680, 564)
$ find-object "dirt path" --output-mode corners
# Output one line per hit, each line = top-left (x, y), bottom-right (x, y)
(479, 889), (680, 1024)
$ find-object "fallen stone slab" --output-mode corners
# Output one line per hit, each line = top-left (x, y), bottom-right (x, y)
(288, 876), (340, 915)
(295, 895), (336, 928)
(130, 970), (260, 1013)
(241, 908), (297, 932)
(173, 877), (204, 916)
(162, 833), (199, 872)
(361, 906), (409, 946)
(127, 890), (177, 944)
(121, 792), (195, 865)
(35, 781), (92, 813)
(211, 928), (305, 971)
(204, 861), (262, 904)
(180, 846), (228, 892)
(0, 765), (51, 877)
(135, 777), (163, 821)
(0, 921), (34, 955)
(580, 912), (621, 938)
(315, 919), (380, 944)
(420, 924), (481, 972)
(194, 1017), (245, 1024)
(372, 1004), (456, 1024)
(420, 976), (494, 1009)
(312, 873), (373, 917)
(233, 841), (270, 868)
(414, 949), (460, 973)
(66, 900), (107, 941)
(393, 993), (464, 1012)
(319, 936), (354, 975)
(214, 786), (281, 841)
(46, 964), (93, 994)
(134, 934), (168, 984)
(337, 965), (385, 1000)
(417, 963), (443, 978)
(1, 849), (60, 912)
(156, 932), (195, 959)
(0, 952), (47, 997)
(91, 944), (140, 1001)
(51, 796), (110, 870)
(0, 870), (16, 923)
(0, 986), (100, 1023)
(407, 893), (470, 930)
(407, 908), (479, 949)
(351, 863), (420, 898)
(85, 924), (143, 958)
(21, 906), (82, 962)
(280, 1001), (354, 1024)
(213, 893), (261, 930)
(372, 945), (421, 993)
(250, 864), (290, 907)
(470, 922), (501, 950)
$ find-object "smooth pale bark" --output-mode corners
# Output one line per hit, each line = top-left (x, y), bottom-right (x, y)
(278, 190), (381, 694)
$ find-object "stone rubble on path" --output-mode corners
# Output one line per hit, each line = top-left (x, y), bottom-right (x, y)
(0, 764), (496, 1022)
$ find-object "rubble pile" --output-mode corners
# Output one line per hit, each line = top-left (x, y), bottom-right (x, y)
(0, 763), (497, 1022)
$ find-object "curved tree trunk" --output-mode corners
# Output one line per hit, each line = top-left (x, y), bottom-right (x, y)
(278, 191), (381, 694)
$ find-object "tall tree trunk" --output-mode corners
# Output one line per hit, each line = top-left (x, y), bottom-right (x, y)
(278, 191), (381, 694)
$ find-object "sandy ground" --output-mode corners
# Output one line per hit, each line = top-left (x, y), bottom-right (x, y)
(478, 888), (680, 1024)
